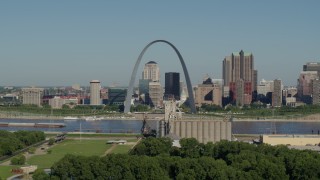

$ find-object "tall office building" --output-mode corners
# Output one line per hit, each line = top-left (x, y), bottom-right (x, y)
(165, 72), (180, 100)
(253, 70), (258, 91)
(222, 50), (257, 105)
(142, 61), (160, 82)
(272, 79), (282, 107)
(223, 50), (256, 87)
(312, 79), (320, 105)
(303, 62), (320, 75)
(298, 62), (320, 104)
(22, 87), (44, 106)
(235, 79), (245, 106)
(149, 81), (163, 107)
(139, 79), (151, 103)
(90, 80), (101, 105)
(297, 71), (318, 104)
(222, 56), (232, 86)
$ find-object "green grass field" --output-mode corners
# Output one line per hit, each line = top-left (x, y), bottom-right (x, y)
(27, 139), (112, 169)
(110, 145), (134, 154)
(65, 133), (141, 138)
(0, 165), (19, 179)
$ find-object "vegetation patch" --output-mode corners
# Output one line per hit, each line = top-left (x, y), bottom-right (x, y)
(27, 139), (112, 169)
(0, 165), (19, 180)
(50, 138), (320, 179)
(0, 130), (45, 157)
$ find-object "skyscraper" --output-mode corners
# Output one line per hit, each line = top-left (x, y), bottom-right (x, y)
(272, 79), (282, 107)
(139, 79), (151, 104)
(297, 71), (318, 104)
(223, 50), (255, 86)
(222, 50), (257, 105)
(149, 81), (163, 107)
(165, 72), (180, 100)
(142, 61), (160, 82)
(90, 80), (101, 105)
(303, 62), (320, 75)
(312, 79), (320, 105)
(139, 61), (162, 106)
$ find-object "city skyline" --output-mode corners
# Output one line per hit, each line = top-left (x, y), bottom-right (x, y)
(1, 1), (320, 86)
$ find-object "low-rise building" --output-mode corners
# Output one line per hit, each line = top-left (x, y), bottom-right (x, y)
(194, 77), (222, 107)
(49, 96), (78, 109)
(263, 134), (320, 146)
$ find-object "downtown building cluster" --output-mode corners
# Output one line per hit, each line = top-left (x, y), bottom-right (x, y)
(1, 53), (320, 110)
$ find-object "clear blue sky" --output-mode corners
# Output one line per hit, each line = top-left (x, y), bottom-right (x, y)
(1, 1), (320, 87)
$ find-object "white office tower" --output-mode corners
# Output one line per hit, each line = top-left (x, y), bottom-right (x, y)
(90, 80), (101, 105)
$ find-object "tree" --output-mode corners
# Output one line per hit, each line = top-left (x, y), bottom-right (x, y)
(179, 138), (201, 158)
(48, 138), (55, 145)
(130, 137), (172, 156)
(62, 104), (70, 109)
(11, 154), (26, 165)
(32, 169), (50, 180)
(49, 139), (320, 179)
(28, 147), (36, 154)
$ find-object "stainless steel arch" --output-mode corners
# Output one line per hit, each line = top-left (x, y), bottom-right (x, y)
(124, 40), (197, 114)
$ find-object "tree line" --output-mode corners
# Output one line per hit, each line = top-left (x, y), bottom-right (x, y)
(40, 137), (320, 180)
(0, 130), (45, 157)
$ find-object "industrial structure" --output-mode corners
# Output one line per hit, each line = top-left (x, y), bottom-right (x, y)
(157, 100), (232, 144)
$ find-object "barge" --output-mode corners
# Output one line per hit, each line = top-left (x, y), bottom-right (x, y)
(0, 122), (66, 128)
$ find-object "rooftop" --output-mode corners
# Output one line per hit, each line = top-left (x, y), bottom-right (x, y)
(232, 51), (252, 56)
(90, 80), (100, 83)
(146, 61), (157, 64)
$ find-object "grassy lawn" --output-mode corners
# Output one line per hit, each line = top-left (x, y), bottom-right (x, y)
(110, 145), (134, 154)
(0, 165), (19, 179)
(65, 133), (141, 138)
(27, 139), (112, 169)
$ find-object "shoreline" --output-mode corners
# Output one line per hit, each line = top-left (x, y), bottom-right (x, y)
(1, 116), (320, 122)
(232, 119), (320, 122)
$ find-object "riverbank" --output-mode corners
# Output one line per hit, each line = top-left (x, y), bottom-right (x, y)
(2, 116), (320, 122)
(2, 112), (320, 122)
(232, 118), (320, 122)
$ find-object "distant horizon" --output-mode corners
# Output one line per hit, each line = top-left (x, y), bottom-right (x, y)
(1, 1), (319, 87)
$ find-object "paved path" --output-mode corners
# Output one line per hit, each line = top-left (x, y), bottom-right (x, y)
(131, 138), (142, 150)
(101, 144), (117, 156)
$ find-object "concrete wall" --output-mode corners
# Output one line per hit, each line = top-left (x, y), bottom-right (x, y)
(263, 135), (320, 146)
(173, 120), (232, 143)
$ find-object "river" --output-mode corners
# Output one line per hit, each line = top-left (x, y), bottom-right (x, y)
(1, 119), (320, 135)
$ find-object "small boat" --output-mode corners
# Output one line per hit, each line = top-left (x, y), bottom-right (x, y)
(85, 116), (97, 121)
(64, 116), (79, 120)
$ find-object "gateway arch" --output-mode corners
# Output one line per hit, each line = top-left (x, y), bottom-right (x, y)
(124, 40), (197, 114)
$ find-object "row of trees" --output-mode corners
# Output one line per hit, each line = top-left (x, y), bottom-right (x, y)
(198, 103), (320, 119)
(44, 138), (320, 180)
(0, 104), (123, 116)
(0, 130), (45, 156)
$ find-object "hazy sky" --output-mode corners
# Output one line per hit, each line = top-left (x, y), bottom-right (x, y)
(1, 1), (320, 87)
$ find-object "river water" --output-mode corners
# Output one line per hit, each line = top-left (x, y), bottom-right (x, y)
(1, 119), (320, 135)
